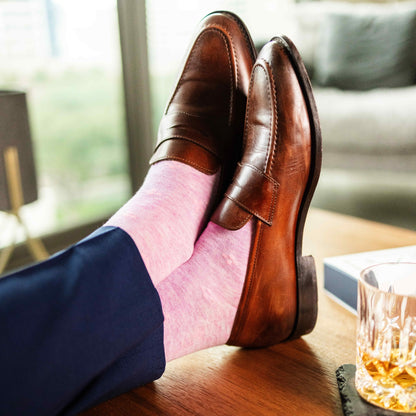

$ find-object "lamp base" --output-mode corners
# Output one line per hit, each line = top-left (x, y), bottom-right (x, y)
(0, 209), (48, 275)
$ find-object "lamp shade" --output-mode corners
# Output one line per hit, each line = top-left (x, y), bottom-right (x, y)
(0, 91), (38, 211)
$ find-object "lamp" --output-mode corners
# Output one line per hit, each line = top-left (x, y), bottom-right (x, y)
(0, 91), (48, 273)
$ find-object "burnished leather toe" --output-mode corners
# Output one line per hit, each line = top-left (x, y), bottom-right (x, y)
(213, 36), (322, 348)
(149, 11), (256, 200)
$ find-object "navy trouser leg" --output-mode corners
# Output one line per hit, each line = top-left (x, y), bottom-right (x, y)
(0, 226), (166, 416)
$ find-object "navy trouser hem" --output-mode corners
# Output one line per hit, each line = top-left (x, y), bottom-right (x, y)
(0, 226), (166, 416)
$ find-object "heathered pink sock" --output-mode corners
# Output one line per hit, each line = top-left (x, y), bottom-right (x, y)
(157, 220), (253, 362)
(106, 161), (219, 286)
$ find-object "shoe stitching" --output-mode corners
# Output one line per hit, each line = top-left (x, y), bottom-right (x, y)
(268, 176), (279, 224)
(225, 188), (277, 226)
(151, 155), (218, 175)
(203, 19), (258, 127)
(165, 28), (234, 132)
(252, 62), (273, 173)
(204, 22), (240, 123)
(165, 30), (209, 112)
(238, 162), (279, 187)
(242, 66), (257, 150)
(159, 112), (215, 152)
(225, 163), (279, 224)
(155, 135), (219, 157)
(198, 25), (235, 126)
(170, 110), (205, 118)
(215, 27), (234, 127)
(209, 11), (256, 62)
(245, 163), (279, 224)
(261, 58), (279, 174)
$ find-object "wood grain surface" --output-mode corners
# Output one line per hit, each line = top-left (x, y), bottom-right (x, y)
(81, 208), (416, 415)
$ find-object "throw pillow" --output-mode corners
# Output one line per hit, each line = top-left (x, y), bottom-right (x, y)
(314, 8), (416, 90)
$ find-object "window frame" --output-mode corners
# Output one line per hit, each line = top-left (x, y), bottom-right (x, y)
(3, 0), (153, 274)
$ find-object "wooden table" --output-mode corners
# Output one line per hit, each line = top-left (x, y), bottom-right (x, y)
(81, 209), (416, 415)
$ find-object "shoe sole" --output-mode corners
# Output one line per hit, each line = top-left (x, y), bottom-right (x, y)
(275, 36), (322, 341)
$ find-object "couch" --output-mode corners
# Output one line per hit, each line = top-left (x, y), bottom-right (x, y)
(289, 1), (416, 229)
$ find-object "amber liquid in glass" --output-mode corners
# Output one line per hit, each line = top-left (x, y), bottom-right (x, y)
(357, 346), (416, 412)
(356, 265), (416, 414)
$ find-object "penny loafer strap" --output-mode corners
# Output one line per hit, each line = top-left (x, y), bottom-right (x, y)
(149, 112), (221, 174)
(225, 163), (279, 226)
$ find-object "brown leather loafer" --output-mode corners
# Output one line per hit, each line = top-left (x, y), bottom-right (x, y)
(212, 36), (322, 348)
(149, 11), (256, 200)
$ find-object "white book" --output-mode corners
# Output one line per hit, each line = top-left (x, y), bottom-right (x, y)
(323, 245), (416, 314)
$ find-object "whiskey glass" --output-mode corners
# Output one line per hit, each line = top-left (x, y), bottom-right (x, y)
(356, 262), (416, 412)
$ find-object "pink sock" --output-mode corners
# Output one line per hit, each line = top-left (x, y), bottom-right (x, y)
(157, 220), (253, 362)
(106, 161), (219, 286)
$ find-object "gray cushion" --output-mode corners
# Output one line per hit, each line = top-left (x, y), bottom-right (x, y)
(313, 83), (416, 156)
(314, 9), (416, 90)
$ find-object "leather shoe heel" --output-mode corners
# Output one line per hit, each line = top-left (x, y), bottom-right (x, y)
(290, 255), (318, 340)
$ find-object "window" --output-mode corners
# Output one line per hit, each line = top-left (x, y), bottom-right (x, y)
(145, 0), (295, 135)
(0, 0), (129, 246)
(0, 0), (296, 259)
